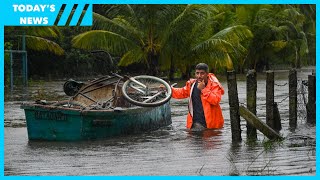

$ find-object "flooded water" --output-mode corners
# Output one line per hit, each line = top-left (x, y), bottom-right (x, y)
(4, 68), (316, 175)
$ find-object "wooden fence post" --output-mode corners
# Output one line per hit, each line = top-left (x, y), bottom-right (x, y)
(289, 69), (297, 129)
(266, 71), (275, 129)
(307, 74), (316, 124)
(273, 102), (282, 131)
(227, 70), (242, 142)
(246, 69), (257, 139)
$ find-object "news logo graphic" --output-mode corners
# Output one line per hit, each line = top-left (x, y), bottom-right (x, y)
(13, 4), (55, 25)
(4, 3), (92, 26)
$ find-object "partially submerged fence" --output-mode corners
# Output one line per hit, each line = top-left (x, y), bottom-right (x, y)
(5, 30), (28, 91)
(227, 69), (316, 142)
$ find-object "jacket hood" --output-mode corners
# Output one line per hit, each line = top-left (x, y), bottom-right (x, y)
(208, 73), (224, 95)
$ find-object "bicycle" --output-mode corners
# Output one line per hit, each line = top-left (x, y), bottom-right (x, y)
(54, 72), (172, 109)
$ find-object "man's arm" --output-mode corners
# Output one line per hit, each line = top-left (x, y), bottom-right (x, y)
(171, 81), (191, 99)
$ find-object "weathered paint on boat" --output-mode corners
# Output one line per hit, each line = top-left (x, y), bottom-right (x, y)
(21, 102), (171, 141)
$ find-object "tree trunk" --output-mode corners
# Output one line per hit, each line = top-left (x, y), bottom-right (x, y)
(148, 53), (159, 76)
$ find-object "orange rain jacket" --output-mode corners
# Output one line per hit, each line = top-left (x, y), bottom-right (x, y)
(171, 73), (224, 129)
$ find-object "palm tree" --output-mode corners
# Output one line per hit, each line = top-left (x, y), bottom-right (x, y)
(235, 5), (312, 71)
(189, 4), (252, 73)
(161, 4), (252, 78)
(72, 4), (253, 78)
(73, 5), (211, 75)
(235, 4), (277, 71)
(5, 27), (64, 55)
(277, 5), (313, 68)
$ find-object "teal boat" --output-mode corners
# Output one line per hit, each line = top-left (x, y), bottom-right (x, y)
(21, 101), (171, 141)
(21, 74), (172, 141)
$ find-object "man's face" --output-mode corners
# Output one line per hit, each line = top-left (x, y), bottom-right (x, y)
(195, 69), (208, 83)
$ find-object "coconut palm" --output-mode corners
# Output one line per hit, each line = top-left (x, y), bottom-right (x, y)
(277, 5), (312, 68)
(235, 5), (312, 71)
(160, 4), (253, 78)
(235, 4), (278, 71)
(73, 5), (211, 75)
(72, 4), (253, 78)
(5, 27), (64, 55)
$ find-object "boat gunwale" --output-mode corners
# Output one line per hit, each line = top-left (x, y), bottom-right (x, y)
(20, 102), (164, 113)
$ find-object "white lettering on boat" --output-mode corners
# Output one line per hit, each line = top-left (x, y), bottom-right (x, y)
(34, 111), (67, 121)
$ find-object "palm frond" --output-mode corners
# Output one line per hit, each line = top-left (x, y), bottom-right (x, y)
(279, 21), (299, 39)
(192, 38), (234, 54)
(211, 25), (253, 44)
(268, 40), (288, 52)
(236, 5), (273, 25)
(283, 8), (305, 24)
(118, 48), (145, 66)
(159, 5), (215, 47)
(25, 27), (61, 38)
(92, 12), (143, 44)
(6, 27), (60, 38)
(112, 17), (144, 42)
(124, 5), (142, 28)
(72, 30), (137, 55)
(25, 35), (64, 55)
(299, 31), (309, 54)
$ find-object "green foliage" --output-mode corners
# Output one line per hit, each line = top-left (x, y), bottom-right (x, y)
(238, 4), (315, 71)
(25, 35), (64, 55)
(5, 42), (13, 50)
(5, 27), (64, 55)
(72, 5), (253, 78)
(4, 5), (315, 80)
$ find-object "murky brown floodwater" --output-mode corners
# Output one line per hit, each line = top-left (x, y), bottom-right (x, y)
(4, 67), (316, 175)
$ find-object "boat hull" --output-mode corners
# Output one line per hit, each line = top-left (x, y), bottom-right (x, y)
(21, 102), (172, 141)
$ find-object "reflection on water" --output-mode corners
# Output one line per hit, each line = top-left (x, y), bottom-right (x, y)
(4, 68), (316, 175)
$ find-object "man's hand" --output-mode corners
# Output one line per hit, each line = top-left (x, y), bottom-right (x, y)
(197, 80), (206, 91)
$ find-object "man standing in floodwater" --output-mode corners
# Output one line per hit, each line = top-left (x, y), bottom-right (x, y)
(171, 63), (224, 130)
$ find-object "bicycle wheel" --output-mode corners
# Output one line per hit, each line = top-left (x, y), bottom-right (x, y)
(122, 75), (172, 107)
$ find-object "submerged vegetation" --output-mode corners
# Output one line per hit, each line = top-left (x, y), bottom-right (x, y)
(4, 4), (315, 84)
